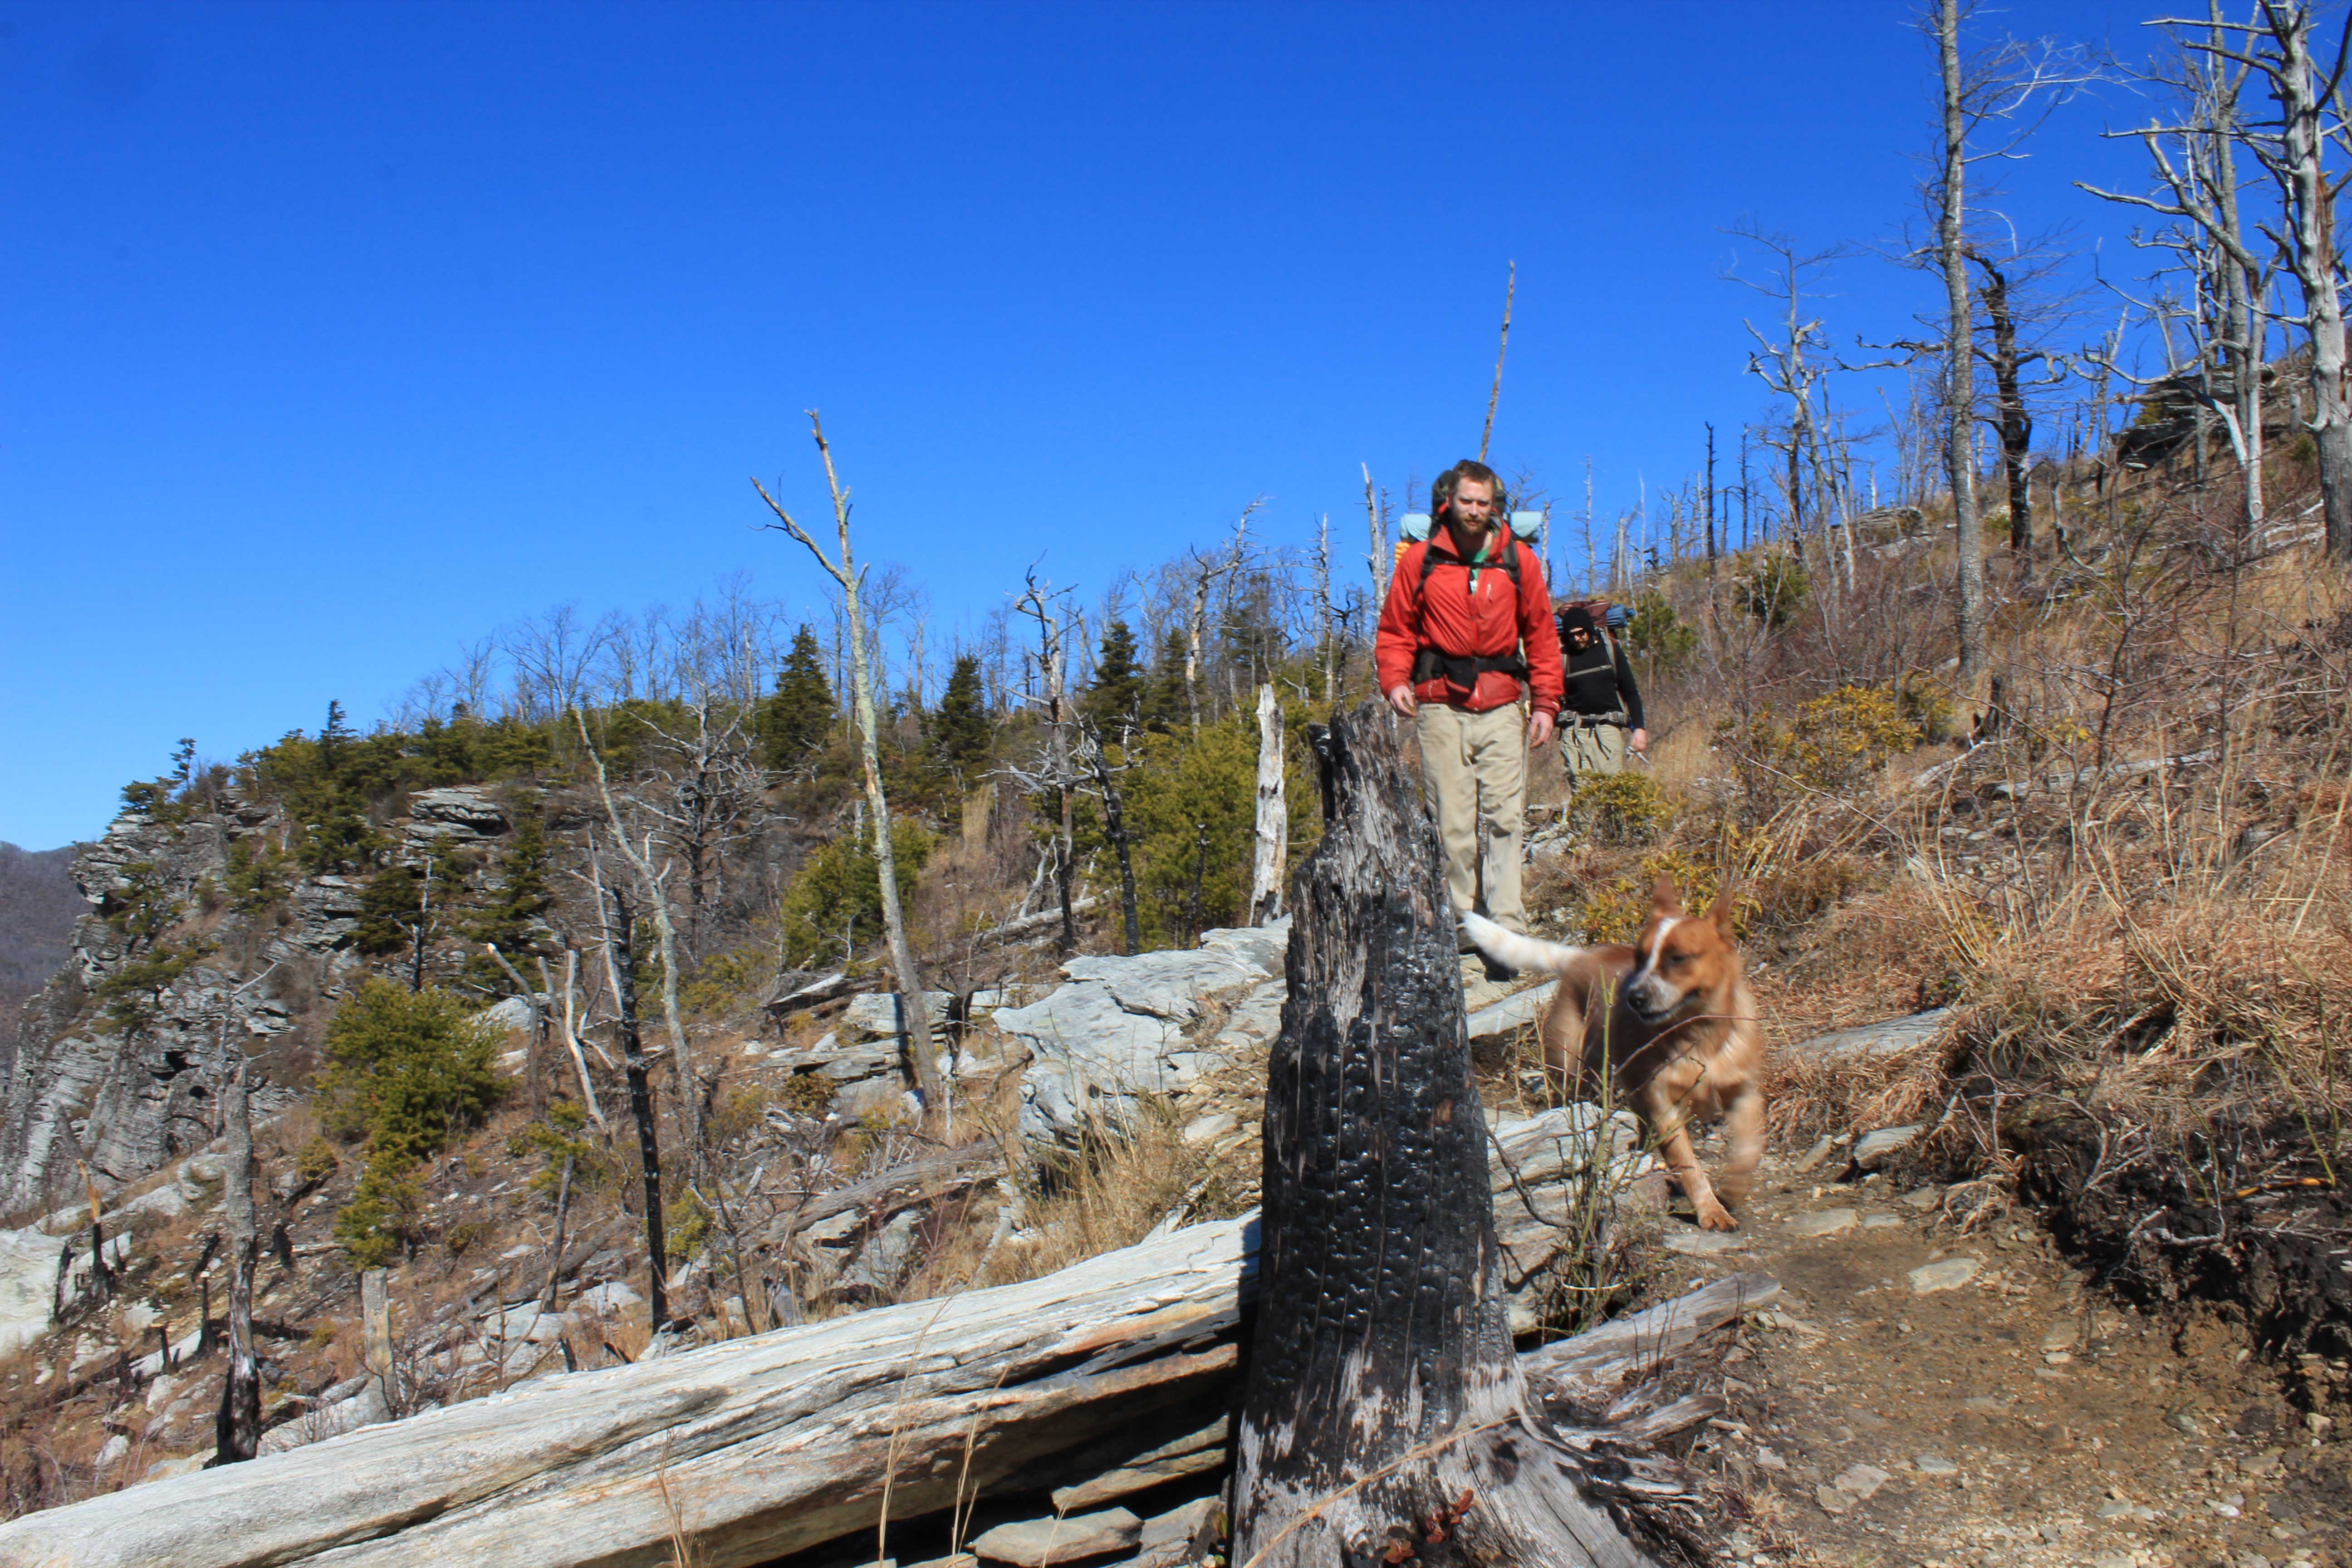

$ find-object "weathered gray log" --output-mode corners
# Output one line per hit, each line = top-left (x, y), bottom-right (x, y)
(1233, 705), (1679, 1568)
(0, 1206), (1764, 1568)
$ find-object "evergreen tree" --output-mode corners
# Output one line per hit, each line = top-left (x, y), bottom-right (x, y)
(465, 802), (556, 987)
(1084, 619), (1147, 733)
(759, 626), (836, 770)
(1141, 627), (1190, 732)
(923, 653), (995, 791)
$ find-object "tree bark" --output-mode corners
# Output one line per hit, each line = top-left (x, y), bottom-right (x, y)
(577, 710), (704, 1156)
(594, 867), (670, 1332)
(1082, 720), (1142, 956)
(209, 1058), (260, 1465)
(0, 1205), (1756, 1568)
(1971, 252), (2034, 559)
(1939, 0), (1990, 706)
(2269, 5), (2352, 561)
(1247, 684), (1286, 926)
(1232, 704), (1662, 1568)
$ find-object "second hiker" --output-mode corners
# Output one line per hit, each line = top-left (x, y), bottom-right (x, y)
(1376, 460), (1562, 966)
(1556, 602), (1648, 777)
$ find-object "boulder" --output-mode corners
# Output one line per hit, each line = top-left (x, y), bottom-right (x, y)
(1784, 1010), (1951, 1063)
(1000, 922), (1288, 1149)
(1852, 1124), (1924, 1170)
(403, 787), (511, 840)
(1466, 981), (1557, 1042)
(968, 1507), (1142, 1566)
(841, 992), (953, 1041)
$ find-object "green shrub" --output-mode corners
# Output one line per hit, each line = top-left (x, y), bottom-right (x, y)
(777, 820), (936, 968)
(1567, 772), (1676, 846)
(1737, 548), (1809, 628)
(319, 980), (506, 1263)
(1624, 589), (1697, 678)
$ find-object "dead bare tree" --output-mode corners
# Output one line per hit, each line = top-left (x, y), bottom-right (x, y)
(2090, 3), (2343, 555)
(209, 1056), (260, 1465)
(1362, 464), (1391, 610)
(1075, 716), (1142, 956)
(1480, 260), (1514, 462)
(575, 709), (702, 1155)
(583, 842), (671, 1333)
(1247, 683), (1286, 926)
(2081, 3), (2274, 542)
(753, 415), (947, 1122)
(1014, 570), (1082, 954)
(1921, 0), (2088, 709)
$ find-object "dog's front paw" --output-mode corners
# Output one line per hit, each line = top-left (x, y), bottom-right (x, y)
(1694, 1199), (1739, 1232)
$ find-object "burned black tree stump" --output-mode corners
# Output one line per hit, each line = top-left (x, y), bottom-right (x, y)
(1233, 704), (1672, 1568)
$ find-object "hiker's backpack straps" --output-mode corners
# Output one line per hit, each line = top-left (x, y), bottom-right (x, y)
(1418, 533), (1524, 592)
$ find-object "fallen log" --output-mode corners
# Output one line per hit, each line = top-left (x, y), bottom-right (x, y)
(1233, 704), (1698, 1568)
(0, 1204), (1769, 1568)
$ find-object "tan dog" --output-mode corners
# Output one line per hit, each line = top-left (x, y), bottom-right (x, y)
(1463, 880), (1764, 1230)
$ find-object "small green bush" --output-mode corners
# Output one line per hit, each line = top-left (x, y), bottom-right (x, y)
(777, 820), (936, 968)
(1567, 772), (1676, 846)
(320, 980), (505, 1264)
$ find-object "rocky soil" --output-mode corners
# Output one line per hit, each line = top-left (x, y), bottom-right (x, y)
(1663, 1130), (2352, 1568)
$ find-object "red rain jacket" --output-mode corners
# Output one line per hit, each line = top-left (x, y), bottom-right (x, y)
(1376, 524), (1563, 714)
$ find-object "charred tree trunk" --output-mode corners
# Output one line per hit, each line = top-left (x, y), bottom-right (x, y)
(1232, 704), (1662, 1568)
(598, 877), (670, 1331)
(210, 1058), (260, 1465)
(1972, 252), (2034, 560)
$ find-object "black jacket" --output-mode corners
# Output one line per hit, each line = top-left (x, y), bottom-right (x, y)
(1559, 633), (1645, 729)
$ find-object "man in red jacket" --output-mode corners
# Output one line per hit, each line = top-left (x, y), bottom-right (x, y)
(1376, 460), (1563, 958)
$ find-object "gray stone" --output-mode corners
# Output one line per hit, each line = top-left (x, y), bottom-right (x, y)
(2040, 1320), (2081, 1350)
(1051, 1416), (1227, 1511)
(1832, 1462), (1890, 1500)
(1131, 1495), (1220, 1568)
(968, 1507), (1142, 1566)
(1784, 1208), (1859, 1238)
(1908, 1256), (1980, 1294)
(842, 992), (954, 1041)
(474, 995), (537, 1035)
(1181, 1112), (1237, 1146)
(1813, 1484), (1852, 1515)
(1851, 1124), (1923, 1170)
(1860, 1213), (1904, 1229)
(1900, 1186), (1943, 1210)
(404, 787), (510, 837)
(1914, 1453), (1958, 1475)
(1785, 1010), (1951, 1063)
(1466, 980), (1557, 1041)
(1666, 1229), (1748, 1256)
(1791, 1136), (1839, 1174)
(1210, 978), (1284, 1053)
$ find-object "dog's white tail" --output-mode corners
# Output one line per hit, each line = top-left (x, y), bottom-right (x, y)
(1460, 911), (1588, 975)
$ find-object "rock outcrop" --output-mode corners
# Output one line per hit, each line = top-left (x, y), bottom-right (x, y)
(0, 784), (534, 1215)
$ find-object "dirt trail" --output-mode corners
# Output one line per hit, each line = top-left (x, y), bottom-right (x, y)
(1657, 1134), (2351, 1568)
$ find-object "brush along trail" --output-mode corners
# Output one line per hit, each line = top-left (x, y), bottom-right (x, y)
(1646, 1123), (2352, 1568)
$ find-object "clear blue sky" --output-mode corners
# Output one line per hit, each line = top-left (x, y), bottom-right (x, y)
(4, 0), (2171, 850)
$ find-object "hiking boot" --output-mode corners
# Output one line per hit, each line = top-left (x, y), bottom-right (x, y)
(1479, 950), (1516, 983)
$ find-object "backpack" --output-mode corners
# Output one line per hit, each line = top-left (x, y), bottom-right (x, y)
(1399, 512), (1544, 692)
(1400, 511), (1543, 592)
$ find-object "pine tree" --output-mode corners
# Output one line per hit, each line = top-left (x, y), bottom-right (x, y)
(759, 626), (836, 770)
(1084, 619), (1147, 733)
(1142, 627), (1191, 732)
(465, 802), (556, 987)
(924, 653), (995, 792)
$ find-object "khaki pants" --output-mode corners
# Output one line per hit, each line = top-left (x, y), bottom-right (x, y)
(1416, 702), (1527, 933)
(1562, 718), (1628, 778)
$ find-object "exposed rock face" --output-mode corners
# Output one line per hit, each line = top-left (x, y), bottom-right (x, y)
(0, 784), (532, 1215)
(995, 921), (1288, 1148)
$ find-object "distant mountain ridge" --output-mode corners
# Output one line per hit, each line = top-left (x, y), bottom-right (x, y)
(0, 843), (84, 1032)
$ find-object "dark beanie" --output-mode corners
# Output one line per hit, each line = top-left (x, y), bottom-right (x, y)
(1560, 604), (1598, 637)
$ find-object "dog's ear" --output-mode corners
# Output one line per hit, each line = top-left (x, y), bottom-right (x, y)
(1651, 875), (1684, 916)
(1706, 885), (1737, 937)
